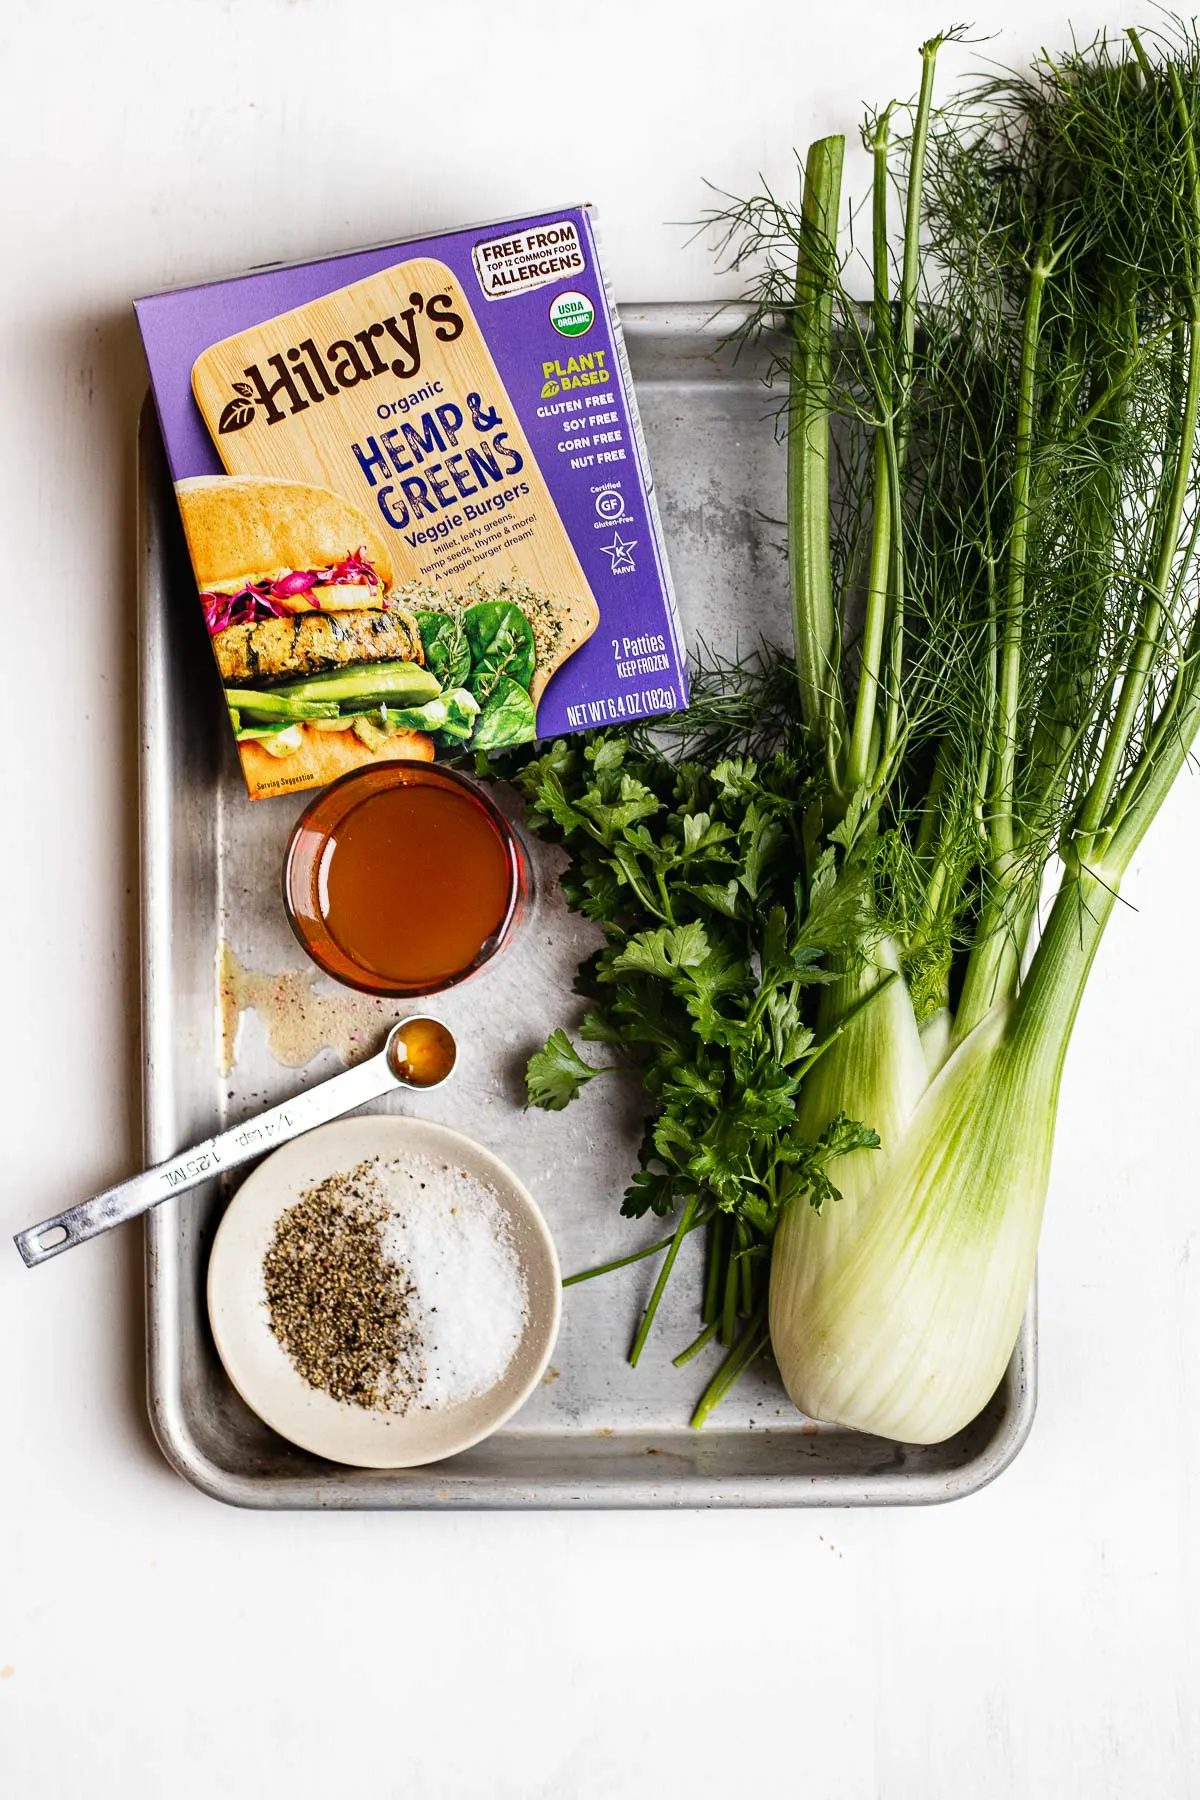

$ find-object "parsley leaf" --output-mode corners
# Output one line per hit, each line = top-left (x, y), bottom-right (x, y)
(525, 1029), (610, 1111)
(611, 922), (711, 979)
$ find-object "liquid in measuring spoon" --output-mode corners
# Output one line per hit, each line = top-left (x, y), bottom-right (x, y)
(318, 784), (514, 986)
(391, 1016), (457, 1088)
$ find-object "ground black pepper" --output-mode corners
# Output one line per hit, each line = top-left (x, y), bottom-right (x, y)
(262, 1159), (424, 1412)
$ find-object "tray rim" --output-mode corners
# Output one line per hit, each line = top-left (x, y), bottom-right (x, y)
(140, 301), (1037, 1509)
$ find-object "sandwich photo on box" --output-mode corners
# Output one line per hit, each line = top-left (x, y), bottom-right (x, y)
(176, 475), (482, 796)
(177, 474), (554, 797)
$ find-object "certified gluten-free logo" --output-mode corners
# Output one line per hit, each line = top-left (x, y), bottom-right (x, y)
(550, 290), (595, 338)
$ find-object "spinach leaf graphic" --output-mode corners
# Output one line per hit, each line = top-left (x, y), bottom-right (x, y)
(472, 675), (537, 752)
(464, 601), (536, 702)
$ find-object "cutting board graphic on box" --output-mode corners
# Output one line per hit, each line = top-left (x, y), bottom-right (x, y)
(191, 256), (600, 703)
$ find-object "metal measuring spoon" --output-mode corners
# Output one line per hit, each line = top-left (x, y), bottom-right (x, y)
(13, 1016), (457, 1269)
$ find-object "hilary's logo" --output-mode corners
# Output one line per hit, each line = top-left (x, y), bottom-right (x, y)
(217, 289), (465, 433)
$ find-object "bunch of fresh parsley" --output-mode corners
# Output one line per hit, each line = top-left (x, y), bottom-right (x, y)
(489, 671), (878, 1423)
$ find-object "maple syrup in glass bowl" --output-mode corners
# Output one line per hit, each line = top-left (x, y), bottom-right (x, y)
(283, 762), (529, 997)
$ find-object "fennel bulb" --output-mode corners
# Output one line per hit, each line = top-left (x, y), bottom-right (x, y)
(772, 868), (1118, 1442)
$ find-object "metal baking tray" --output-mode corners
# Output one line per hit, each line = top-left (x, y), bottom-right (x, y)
(140, 302), (1035, 1507)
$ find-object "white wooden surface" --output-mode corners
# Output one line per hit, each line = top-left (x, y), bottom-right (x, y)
(3, 2), (1197, 1793)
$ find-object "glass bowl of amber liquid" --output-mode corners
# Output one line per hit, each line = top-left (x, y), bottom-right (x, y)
(282, 761), (530, 997)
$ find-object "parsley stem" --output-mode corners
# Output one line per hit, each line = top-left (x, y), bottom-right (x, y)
(562, 1228), (689, 1287)
(702, 1214), (726, 1324)
(737, 1220), (754, 1315)
(673, 1317), (720, 1367)
(720, 1244), (740, 1347)
(628, 1194), (699, 1366)
(689, 1304), (770, 1429)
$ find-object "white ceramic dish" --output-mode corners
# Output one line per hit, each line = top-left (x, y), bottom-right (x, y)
(207, 1115), (561, 1469)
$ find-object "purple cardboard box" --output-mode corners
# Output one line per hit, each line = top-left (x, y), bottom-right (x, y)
(134, 206), (686, 800)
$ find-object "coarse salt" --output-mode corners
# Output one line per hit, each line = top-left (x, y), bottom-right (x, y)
(380, 1154), (528, 1409)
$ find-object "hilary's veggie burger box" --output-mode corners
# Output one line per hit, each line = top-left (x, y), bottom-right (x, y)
(135, 208), (685, 798)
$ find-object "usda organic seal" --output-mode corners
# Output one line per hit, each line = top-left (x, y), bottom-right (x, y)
(549, 290), (595, 337)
